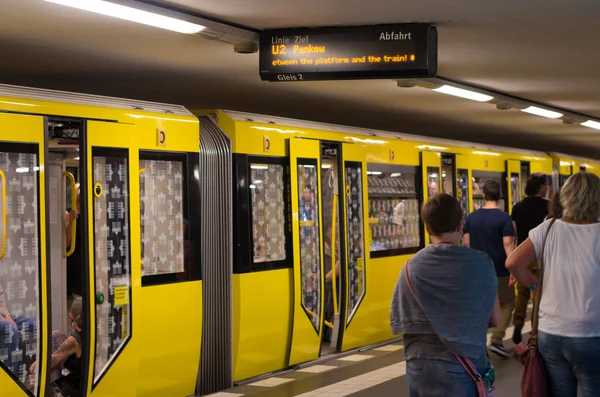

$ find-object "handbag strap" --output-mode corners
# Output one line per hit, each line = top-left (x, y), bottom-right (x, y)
(530, 218), (557, 345)
(404, 260), (483, 381)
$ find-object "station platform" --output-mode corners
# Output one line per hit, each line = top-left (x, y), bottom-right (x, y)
(208, 316), (533, 397)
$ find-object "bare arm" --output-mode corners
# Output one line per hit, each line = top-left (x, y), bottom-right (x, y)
(506, 238), (538, 288)
(489, 294), (502, 327)
(65, 211), (73, 247)
(463, 233), (470, 247)
(50, 336), (79, 371)
(503, 236), (515, 258)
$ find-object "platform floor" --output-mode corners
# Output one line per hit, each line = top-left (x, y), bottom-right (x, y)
(207, 314), (555, 397)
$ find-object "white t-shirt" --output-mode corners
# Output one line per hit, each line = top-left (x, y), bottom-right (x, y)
(529, 219), (600, 337)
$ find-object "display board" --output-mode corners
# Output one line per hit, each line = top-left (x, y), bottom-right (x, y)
(259, 24), (437, 81)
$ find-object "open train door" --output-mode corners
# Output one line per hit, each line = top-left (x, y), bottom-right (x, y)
(0, 113), (50, 397)
(506, 159), (521, 214)
(420, 151), (441, 244)
(83, 121), (140, 396)
(287, 137), (325, 366)
(339, 143), (368, 352)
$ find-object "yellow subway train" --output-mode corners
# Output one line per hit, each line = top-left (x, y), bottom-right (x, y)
(0, 85), (597, 397)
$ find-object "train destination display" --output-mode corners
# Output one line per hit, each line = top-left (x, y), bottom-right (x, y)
(259, 24), (437, 82)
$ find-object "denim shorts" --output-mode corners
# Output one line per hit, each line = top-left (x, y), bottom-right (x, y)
(406, 358), (485, 397)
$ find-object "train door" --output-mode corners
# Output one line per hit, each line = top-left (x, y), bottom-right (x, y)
(288, 137), (326, 365)
(420, 151), (441, 244)
(318, 143), (345, 357)
(0, 113), (50, 397)
(339, 143), (368, 352)
(83, 121), (139, 396)
(506, 160), (521, 213)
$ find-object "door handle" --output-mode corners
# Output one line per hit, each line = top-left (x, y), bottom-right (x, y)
(64, 171), (77, 258)
(0, 170), (6, 259)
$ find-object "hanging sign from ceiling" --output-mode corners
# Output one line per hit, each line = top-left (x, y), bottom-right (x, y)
(259, 23), (437, 82)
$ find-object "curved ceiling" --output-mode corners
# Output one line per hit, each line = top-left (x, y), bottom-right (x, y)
(1, 0), (599, 157)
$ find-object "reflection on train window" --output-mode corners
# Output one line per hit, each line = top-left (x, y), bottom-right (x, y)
(511, 173), (519, 208)
(345, 162), (365, 322)
(441, 156), (455, 197)
(457, 169), (469, 224)
(140, 158), (185, 277)
(297, 161), (321, 333)
(0, 148), (40, 394)
(92, 149), (131, 383)
(367, 164), (421, 258)
(559, 174), (569, 190)
(250, 163), (286, 264)
(472, 171), (505, 212)
(427, 166), (440, 197)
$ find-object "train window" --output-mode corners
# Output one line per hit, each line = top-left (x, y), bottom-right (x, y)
(138, 151), (200, 285)
(457, 169), (469, 224)
(510, 173), (519, 208)
(367, 164), (421, 258)
(297, 159), (321, 333)
(91, 148), (132, 383)
(140, 156), (185, 277)
(0, 146), (41, 394)
(345, 162), (366, 322)
(250, 163), (287, 264)
(472, 171), (505, 212)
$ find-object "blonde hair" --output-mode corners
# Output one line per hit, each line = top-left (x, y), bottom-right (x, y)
(560, 172), (600, 221)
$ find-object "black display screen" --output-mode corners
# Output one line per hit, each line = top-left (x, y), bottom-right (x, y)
(259, 24), (437, 82)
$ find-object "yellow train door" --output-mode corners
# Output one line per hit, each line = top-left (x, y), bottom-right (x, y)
(83, 121), (140, 396)
(420, 151), (441, 244)
(506, 159), (521, 213)
(287, 137), (325, 365)
(0, 113), (51, 397)
(339, 144), (368, 351)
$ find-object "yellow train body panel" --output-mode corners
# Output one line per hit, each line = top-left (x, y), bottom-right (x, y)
(232, 271), (292, 381)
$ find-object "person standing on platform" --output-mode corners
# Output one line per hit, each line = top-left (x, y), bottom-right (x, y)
(509, 173), (549, 344)
(463, 180), (516, 358)
(391, 193), (501, 396)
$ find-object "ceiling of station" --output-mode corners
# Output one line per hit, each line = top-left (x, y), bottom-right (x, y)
(1, 0), (600, 157)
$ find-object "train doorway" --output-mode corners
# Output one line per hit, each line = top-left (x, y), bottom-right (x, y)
(287, 138), (368, 366)
(319, 142), (345, 357)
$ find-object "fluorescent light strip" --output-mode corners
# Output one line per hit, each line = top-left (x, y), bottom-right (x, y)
(581, 120), (600, 130)
(521, 106), (563, 119)
(45, 0), (205, 34)
(432, 85), (493, 102)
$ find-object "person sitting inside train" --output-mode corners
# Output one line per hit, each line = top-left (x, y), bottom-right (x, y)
(0, 278), (36, 375)
(30, 298), (84, 397)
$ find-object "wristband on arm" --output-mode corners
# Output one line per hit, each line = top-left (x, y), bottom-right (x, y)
(528, 281), (538, 291)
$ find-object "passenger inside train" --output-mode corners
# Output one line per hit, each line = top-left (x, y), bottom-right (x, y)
(30, 297), (84, 397)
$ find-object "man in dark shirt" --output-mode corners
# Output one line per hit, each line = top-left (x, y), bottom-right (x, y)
(464, 180), (516, 358)
(510, 173), (549, 344)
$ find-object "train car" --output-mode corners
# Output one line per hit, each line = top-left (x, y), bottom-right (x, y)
(202, 110), (555, 383)
(549, 152), (600, 189)
(0, 85), (202, 397)
(1, 83), (597, 397)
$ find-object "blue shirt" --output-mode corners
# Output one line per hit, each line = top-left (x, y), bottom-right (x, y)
(390, 244), (498, 367)
(463, 208), (515, 277)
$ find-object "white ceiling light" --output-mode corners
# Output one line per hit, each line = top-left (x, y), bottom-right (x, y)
(44, 0), (205, 34)
(581, 120), (600, 130)
(432, 85), (493, 102)
(521, 106), (563, 119)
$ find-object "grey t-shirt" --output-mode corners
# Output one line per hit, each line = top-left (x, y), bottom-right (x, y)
(390, 244), (498, 367)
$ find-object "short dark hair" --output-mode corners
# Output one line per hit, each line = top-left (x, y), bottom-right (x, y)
(525, 173), (547, 196)
(420, 193), (462, 236)
(483, 180), (501, 202)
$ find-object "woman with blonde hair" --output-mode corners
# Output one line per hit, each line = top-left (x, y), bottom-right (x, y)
(506, 172), (600, 396)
